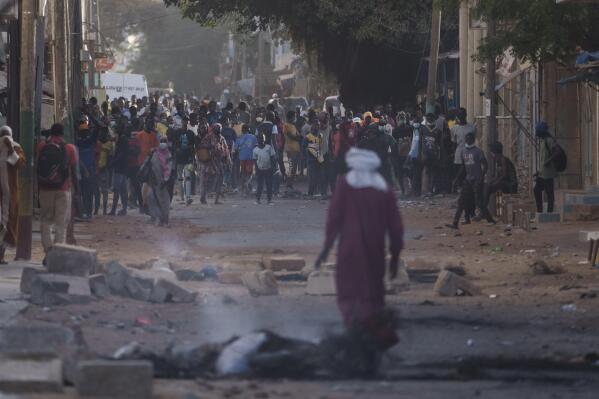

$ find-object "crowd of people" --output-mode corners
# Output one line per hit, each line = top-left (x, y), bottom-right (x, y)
(32, 94), (523, 232)
(0, 91), (564, 265)
(48, 93), (519, 213)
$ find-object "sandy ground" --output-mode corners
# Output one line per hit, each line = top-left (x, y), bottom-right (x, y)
(14, 183), (599, 397)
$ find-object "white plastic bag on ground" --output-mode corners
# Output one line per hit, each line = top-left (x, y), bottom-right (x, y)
(216, 332), (268, 376)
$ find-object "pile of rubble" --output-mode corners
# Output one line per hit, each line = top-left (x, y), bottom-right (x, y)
(0, 324), (154, 397)
(20, 244), (197, 306)
(22, 245), (485, 306)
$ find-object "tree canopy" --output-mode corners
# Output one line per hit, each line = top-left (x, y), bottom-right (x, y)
(450, 0), (599, 63)
(163, 0), (458, 108)
(99, 0), (227, 95)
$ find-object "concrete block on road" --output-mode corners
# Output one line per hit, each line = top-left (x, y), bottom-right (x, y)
(20, 267), (46, 294)
(88, 274), (109, 298)
(242, 270), (278, 296)
(217, 271), (244, 285)
(124, 277), (152, 302)
(152, 279), (197, 303)
(46, 244), (97, 277)
(149, 282), (169, 303)
(0, 354), (63, 393)
(76, 360), (153, 398)
(30, 274), (93, 306)
(306, 270), (336, 296)
(433, 270), (481, 297)
(262, 255), (306, 272)
(175, 269), (205, 281)
(29, 275), (69, 306)
(104, 261), (131, 296)
(0, 325), (77, 354)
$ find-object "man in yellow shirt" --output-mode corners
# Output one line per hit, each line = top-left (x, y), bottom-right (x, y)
(96, 130), (114, 215)
(284, 111), (302, 189)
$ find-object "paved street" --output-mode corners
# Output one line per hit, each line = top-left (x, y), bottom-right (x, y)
(3, 190), (597, 397)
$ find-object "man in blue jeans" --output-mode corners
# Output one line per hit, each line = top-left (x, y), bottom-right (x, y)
(253, 134), (276, 205)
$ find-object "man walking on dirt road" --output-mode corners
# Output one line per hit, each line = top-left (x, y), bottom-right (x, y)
(315, 147), (404, 349)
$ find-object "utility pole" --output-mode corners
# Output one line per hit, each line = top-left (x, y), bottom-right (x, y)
(459, 0), (469, 108)
(84, 0), (95, 98)
(486, 16), (498, 213)
(16, 0), (38, 259)
(52, 0), (72, 142)
(256, 32), (264, 103)
(426, 1), (442, 115)
(70, 0), (83, 125)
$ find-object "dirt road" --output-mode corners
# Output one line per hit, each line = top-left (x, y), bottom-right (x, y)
(16, 187), (599, 397)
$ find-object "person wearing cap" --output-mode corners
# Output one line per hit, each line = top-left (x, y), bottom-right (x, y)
(534, 121), (558, 213)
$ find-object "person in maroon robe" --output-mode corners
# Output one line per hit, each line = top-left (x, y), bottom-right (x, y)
(316, 148), (404, 348)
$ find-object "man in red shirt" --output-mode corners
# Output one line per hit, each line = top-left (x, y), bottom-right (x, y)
(36, 123), (78, 255)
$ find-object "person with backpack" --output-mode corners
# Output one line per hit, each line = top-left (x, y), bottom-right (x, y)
(36, 123), (78, 257)
(534, 121), (566, 213)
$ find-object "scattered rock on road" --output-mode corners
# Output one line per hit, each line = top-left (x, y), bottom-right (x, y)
(46, 244), (97, 277)
(262, 255), (306, 272)
(433, 270), (481, 297)
(218, 271), (244, 285)
(76, 360), (153, 398)
(306, 270), (336, 296)
(529, 259), (563, 275)
(150, 279), (197, 303)
(175, 269), (205, 282)
(0, 354), (63, 394)
(242, 271), (278, 296)
(88, 274), (109, 298)
(30, 274), (93, 306)
(20, 267), (45, 294)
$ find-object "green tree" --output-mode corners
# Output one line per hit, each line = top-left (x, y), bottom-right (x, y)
(99, 0), (227, 95)
(449, 0), (599, 62)
(163, 0), (459, 107)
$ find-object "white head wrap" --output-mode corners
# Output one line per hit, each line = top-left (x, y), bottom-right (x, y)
(345, 148), (388, 192)
(0, 126), (12, 137)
